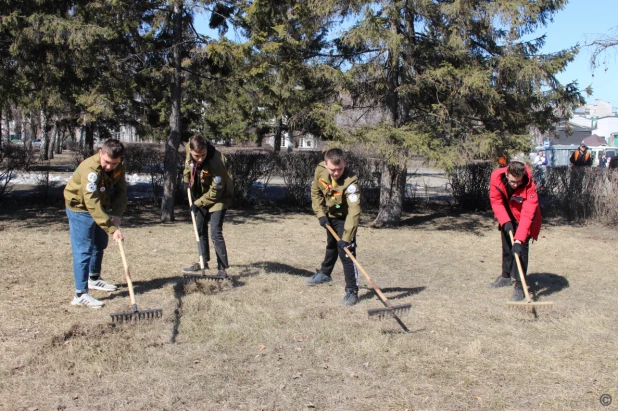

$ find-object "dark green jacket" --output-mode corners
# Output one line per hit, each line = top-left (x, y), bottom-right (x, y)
(311, 161), (361, 242)
(64, 153), (127, 234)
(183, 142), (233, 211)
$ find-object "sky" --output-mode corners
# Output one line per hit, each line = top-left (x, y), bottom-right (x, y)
(194, 0), (618, 106)
(529, 0), (618, 106)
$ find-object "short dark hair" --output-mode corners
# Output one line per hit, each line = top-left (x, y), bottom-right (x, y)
(189, 134), (208, 152)
(100, 139), (125, 158)
(506, 161), (526, 178)
(324, 148), (345, 165)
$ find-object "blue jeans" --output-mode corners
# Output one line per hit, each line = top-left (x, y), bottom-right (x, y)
(66, 208), (109, 293)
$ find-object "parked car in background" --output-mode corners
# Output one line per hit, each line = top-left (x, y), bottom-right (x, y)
(32, 139), (42, 147)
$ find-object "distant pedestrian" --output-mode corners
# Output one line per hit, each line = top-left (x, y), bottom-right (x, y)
(570, 144), (592, 167)
(598, 153), (608, 169)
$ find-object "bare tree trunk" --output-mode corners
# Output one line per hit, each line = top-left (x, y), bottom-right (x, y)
(373, 162), (407, 227)
(56, 125), (65, 154)
(83, 124), (94, 158)
(160, 0), (184, 222)
(40, 110), (49, 160)
(0, 106), (3, 149)
(47, 122), (57, 159)
(273, 116), (283, 153)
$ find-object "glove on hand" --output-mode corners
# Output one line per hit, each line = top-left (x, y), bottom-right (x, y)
(511, 242), (522, 256)
(337, 240), (354, 250)
(318, 216), (329, 228)
(190, 203), (199, 215)
(502, 221), (514, 234)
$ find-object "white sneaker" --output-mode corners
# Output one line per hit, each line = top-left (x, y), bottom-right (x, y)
(71, 293), (104, 309)
(88, 277), (118, 291)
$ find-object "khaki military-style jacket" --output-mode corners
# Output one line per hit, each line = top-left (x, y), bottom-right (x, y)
(64, 153), (127, 234)
(311, 161), (361, 243)
(183, 142), (233, 212)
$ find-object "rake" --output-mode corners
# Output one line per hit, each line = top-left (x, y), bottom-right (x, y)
(109, 240), (163, 323)
(507, 230), (553, 310)
(324, 225), (411, 332)
(184, 188), (226, 282)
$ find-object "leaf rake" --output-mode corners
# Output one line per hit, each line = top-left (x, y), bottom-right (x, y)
(506, 231), (553, 311)
(109, 240), (163, 323)
(184, 188), (227, 283)
(325, 225), (411, 332)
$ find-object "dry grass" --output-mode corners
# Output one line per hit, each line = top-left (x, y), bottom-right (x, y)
(1, 203), (617, 411)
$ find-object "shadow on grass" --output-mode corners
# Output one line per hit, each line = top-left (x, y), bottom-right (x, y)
(360, 286), (426, 302)
(527, 273), (569, 298)
(98, 276), (184, 302)
(398, 208), (494, 236)
(170, 281), (185, 344)
(236, 261), (315, 278)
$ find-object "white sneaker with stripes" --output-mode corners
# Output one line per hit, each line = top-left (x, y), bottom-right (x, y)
(71, 293), (104, 309)
(88, 277), (118, 291)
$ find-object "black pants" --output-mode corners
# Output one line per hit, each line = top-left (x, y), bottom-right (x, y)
(501, 226), (529, 281)
(195, 208), (229, 270)
(321, 218), (358, 291)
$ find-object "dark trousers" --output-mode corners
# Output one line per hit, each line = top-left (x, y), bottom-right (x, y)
(501, 227), (529, 281)
(195, 208), (229, 270)
(321, 218), (358, 291)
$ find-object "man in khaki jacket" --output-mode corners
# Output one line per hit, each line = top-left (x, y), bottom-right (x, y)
(308, 148), (361, 306)
(181, 134), (233, 278)
(64, 139), (127, 308)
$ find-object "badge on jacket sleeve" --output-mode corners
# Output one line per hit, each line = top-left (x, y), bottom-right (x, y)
(86, 182), (97, 192)
(214, 176), (222, 184)
(100, 186), (106, 192)
(349, 193), (358, 203)
(347, 184), (357, 194)
(87, 172), (98, 182)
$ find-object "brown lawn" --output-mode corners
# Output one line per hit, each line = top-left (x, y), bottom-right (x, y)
(0, 202), (617, 410)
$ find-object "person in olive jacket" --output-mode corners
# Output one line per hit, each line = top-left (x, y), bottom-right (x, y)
(308, 148), (361, 306)
(181, 134), (233, 278)
(64, 139), (127, 308)
(488, 160), (542, 301)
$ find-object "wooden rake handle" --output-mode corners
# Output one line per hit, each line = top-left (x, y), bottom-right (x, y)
(188, 188), (207, 271)
(118, 240), (137, 309)
(324, 224), (393, 308)
(508, 230), (533, 303)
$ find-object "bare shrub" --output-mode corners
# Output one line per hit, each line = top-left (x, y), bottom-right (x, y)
(278, 152), (323, 206)
(0, 144), (35, 201)
(447, 161), (493, 211)
(123, 143), (183, 201)
(226, 151), (277, 207)
(542, 167), (618, 223)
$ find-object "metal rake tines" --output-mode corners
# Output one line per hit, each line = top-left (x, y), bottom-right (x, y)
(183, 273), (225, 283)
(367, 303), (411, 320)
(109, 309), (163, 323)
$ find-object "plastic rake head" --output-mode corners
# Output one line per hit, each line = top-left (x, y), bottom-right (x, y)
(109, 308), (163, 323)
(367, 303), (411, 320)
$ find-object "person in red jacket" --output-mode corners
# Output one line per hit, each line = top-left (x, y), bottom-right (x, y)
(488, 160), (542, 301)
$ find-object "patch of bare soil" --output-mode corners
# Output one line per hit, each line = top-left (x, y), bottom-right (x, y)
(0, 203), (617, 410)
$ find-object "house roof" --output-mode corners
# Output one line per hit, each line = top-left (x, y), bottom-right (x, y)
(548, 123), (591, 146)
(582, 134), (607, 147)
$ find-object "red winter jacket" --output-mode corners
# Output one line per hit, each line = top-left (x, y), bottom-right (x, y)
(489, 166), (542, 242)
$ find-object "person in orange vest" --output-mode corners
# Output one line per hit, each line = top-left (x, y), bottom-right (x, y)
(570, 143), (592, 167)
